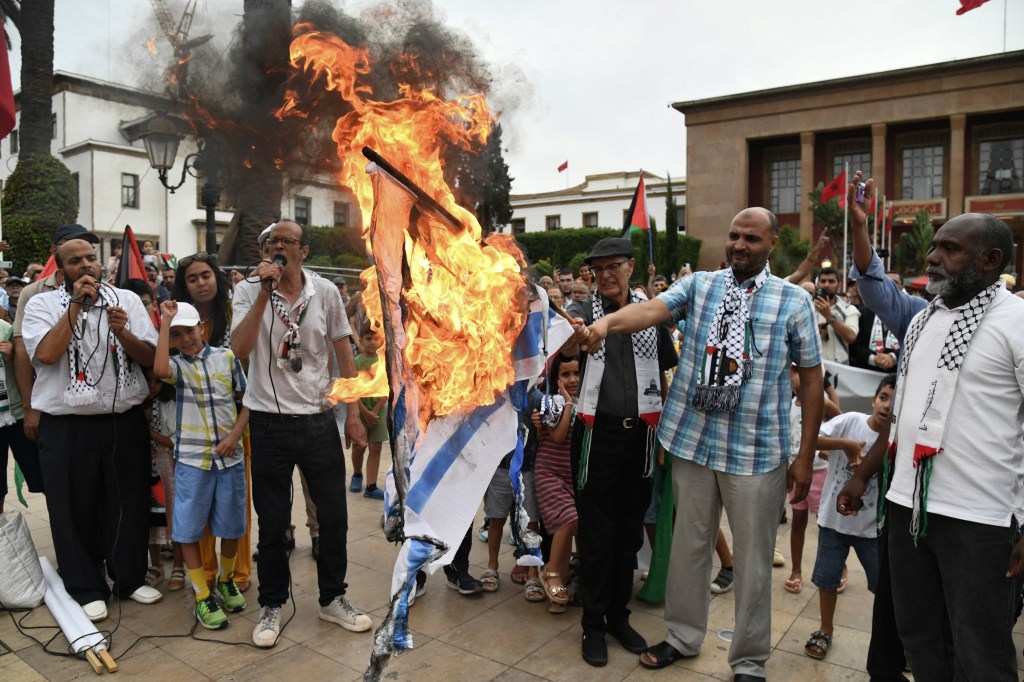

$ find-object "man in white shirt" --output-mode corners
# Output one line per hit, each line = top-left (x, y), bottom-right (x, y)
(812, 267), (859, 365)
(231, 220), (370, 648)
(22, 237), (161, 621)
(884, 213), (1024, 681)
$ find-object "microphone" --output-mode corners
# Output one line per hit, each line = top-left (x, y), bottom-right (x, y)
(80, 294), (92, 322)
(262, 254), (287, 288)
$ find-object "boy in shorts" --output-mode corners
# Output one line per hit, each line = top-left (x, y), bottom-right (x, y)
(351, 325), (387, 500)
(804, 373), (895, 660)
(155, 301), (249, 629)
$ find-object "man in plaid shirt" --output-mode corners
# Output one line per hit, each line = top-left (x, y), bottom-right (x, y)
(575, 207), (822, 681)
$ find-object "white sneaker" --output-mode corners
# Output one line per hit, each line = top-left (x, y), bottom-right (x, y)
(82, 600), (107, 622)
(319, 595), (372, 632)
(773, 547), (786, 567)
(252, 605), (282, 648)
(129, 585), (162, 604)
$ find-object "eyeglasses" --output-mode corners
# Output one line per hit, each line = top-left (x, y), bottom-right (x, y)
(590, 260), (629, 276)
(266, 236), (302, 247)
(179, 252), (216, 269)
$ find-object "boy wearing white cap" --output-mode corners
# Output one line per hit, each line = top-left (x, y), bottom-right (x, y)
(155, 300), (250, 630)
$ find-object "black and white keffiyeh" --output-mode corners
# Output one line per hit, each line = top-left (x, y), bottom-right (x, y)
(886, 279), (1003, 540)
(692, 266), (770, 412)
(271, 293), (309, 372)
(58, 286), (138, 407)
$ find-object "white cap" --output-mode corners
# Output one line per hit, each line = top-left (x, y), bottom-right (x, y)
(170, 301), (201, 328)
(258, 223), (276, 245)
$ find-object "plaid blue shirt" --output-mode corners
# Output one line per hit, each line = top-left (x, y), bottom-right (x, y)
(656, 269), (821, 475)
(164, 344), (247, 471)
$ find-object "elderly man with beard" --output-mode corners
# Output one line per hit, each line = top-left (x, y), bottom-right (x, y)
(840, 206), (1024, 681)
(22, 237), (160, 621)
(575, 208), (822, 681)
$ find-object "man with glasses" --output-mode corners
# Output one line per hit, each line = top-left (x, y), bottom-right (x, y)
(231, 220), (371, 648)
(565, 237), (678, 667)
(574, 209), (822, 681)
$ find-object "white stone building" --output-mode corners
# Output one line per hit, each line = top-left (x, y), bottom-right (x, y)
(508, 170), (686, 234)
(1, 72), (358, 266)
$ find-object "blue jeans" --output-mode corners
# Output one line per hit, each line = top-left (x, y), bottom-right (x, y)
(888, 503), (1018, 682)
(811, 526), (878, 592)
(250, 410), (349, 607)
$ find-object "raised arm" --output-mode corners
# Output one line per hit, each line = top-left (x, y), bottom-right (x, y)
(575, 298), (672, 353)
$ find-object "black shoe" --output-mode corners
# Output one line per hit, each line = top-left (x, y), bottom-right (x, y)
(732, 675), (766, 682)
(608, 622), (647, 654)
(311, 536), (320, 562)
(443, 567), (483, 595)
(582, 631), (608, 667)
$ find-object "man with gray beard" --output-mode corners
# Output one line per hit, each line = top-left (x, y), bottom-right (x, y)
(842, 210), (1024, 681)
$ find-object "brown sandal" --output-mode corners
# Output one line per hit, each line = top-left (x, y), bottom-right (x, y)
(539, 571), (569, 604)
(145, 566), (164, 588)
(167, 566), (186, 591)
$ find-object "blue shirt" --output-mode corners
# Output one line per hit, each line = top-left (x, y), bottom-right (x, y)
(849, 251), (927, 345)
(656, 269), (821, 475)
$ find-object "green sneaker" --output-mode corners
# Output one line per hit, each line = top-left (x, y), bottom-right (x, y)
(217, 576), (247, 613)
(195, 594), (227, 630)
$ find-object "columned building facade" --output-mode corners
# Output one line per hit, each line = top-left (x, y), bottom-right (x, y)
(674, 51), (1023, 274)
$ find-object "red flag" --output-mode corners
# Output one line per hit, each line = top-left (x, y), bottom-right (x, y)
(820, 170), (846, 205)
(956, 0), (990, 15)
(621, 176), (650, 237)
(37, 256), (58, 280)
(116, 225), (148, 287)
(557, 160), (568, 173)
(0, 23), (14, 139)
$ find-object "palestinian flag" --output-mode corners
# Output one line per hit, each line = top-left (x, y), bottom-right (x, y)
(115, 225), (148, 287)
(620, 175), (650, 237)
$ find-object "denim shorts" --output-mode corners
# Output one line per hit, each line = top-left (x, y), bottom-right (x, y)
(811, 525), (879, 593)
(172, 462), (248, 543)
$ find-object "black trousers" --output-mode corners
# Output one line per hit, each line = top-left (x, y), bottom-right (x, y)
(866, 520), (909, 681)
(250, 410), (349, 608)
(572, 417), (651, 633)
(38, 407), (150, 604)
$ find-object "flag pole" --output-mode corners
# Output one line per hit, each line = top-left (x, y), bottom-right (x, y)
(842, 162), (849, 291)
(872, 186), (879, 251)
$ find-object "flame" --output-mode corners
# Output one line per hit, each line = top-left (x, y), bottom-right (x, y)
(146, 36), (158, 55)
(300, 26), (527, 420)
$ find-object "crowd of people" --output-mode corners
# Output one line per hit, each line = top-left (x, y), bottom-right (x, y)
(3, 168), (1024, 681)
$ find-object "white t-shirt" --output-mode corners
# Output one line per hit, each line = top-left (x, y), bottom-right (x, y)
(789, 397), (828, 470)
(886, 289), (1024, 527)
(818, 411), (882, 538)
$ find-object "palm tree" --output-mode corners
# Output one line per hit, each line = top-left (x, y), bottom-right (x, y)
(16, 0), (53, 158)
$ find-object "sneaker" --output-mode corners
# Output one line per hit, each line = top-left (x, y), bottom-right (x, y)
(195, 594), (228, 630)
(319, 595), (372, 632)
(477, 519), (489, 542)
(408, 570), (427, 607)
(443, 567), (484, 595)
(252, 605), (282, 647)
(773, 547), (786, 567)
(217, 576), (247, 613)
(710, 566), (734, 594)
(349, 473), (363, 493)
(364, 485), (385, 500)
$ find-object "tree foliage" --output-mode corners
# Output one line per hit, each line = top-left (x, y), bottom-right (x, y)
(769, 224), (812, 278)
(664, 174), (679, 274)
(893, 210), (934, 276)
(305, 225), (370, 271)
(1, 155), (78, 272)
(444, 123), (513, 235)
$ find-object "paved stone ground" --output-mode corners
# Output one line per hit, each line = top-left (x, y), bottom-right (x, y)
(3, 460), (1023, 681)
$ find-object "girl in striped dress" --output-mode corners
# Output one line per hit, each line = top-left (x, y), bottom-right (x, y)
(534, 354), (580, 614)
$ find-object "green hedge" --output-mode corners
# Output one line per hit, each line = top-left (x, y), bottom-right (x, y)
(306, 225), (371, 270)
(516, 228), (701, 282)
(2, 156), (79, 273)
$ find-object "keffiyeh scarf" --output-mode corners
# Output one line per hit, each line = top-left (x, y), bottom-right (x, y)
(881, 280), (1002, 541)
(271, 293), (309, 372)
(692, 266), (770, 412)
(59, 286), (138, 407)
(575, 290), (662, 490)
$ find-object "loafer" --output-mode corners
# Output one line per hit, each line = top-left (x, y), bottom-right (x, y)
(82, 600), (107, 622)
(608, 622), (647, 654)
(582, 631), (608, 667)
(129, 585), (162, 605)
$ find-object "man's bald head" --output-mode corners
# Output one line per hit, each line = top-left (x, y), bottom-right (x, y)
(732, 207), (779, 234)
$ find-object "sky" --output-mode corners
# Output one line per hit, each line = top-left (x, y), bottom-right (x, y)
(7, 0), (1023, 195)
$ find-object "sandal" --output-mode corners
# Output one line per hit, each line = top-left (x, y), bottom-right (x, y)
(481, 569), (500, 593)
(510, 565), (528, 585)
(524, 578), (546, 602)
(145, 566), (164, 588)
(236, 579), (250, 593)
(804, 630), (832, 659)
(837, 567), (849, 594)
(784, 576), (803, 594)
(548, 600), (567, 615)
(539, 571), (569, 604)
(168, 566), (186, 591)
(639, 640), (687, 669)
